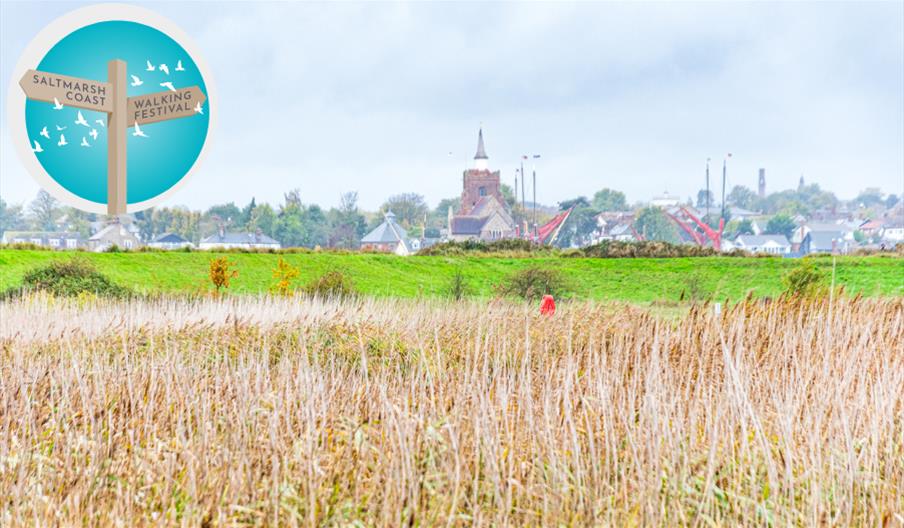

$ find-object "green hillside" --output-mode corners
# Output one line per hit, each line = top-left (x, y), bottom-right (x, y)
(0, 250), (900, 302)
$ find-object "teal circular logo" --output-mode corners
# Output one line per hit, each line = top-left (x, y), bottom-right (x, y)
(8, 5), (214, 214)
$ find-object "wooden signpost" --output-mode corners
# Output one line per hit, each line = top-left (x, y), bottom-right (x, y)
(19, 60), (207, 215)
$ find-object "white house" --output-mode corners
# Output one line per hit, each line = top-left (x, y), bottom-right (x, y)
(148, 232), (194, 250)
(1, 231), (82, 249)
(199, 230), (281, 250)
(733, 234), (791, 255)
(360, 211), (413, 256)
(651, 191), (680, 208)
(881, 222), (904, 243)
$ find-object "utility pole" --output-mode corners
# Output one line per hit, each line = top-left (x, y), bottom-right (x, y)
(531, 154), (541, 237)
(721, 154), (731, 221)
(532, 166), (537, 237)
(514, 174), (518, 208)
(520, 157), (526, 212)
(705, 158), (711, 219)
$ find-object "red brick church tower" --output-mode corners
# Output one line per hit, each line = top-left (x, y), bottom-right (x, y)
(460, 128), (504, 215)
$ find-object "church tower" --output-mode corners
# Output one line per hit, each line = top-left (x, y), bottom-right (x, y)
(460, 128), (504, 215)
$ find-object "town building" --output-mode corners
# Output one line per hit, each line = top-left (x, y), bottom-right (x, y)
(800, 231), (850, 254)
(360, 211), (413, 256)
(733, 234), (792, 255)
(790, 221), (856, 254)
(651, 191), (681, 208)
(148, 232), (194, 250)
(199, 229), (281, 250)
(1, 231), (83, 249)
(591, 212), (637, 243)
(88, 223), (142, 251)
(447, 129), (517, 241)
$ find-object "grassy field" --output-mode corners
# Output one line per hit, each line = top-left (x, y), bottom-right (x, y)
(1, 295), (901, 526)
(0, 249), (901, 302)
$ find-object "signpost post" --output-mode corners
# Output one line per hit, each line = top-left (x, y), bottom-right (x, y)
(19, 60), (206, 215)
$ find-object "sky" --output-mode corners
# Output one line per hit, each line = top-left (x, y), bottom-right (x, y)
(2, 1), (903, 212)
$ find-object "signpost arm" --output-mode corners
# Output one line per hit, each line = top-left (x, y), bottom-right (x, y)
(107, 59), (127, 216)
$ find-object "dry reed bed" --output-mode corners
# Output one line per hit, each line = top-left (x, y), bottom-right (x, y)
(0, 295), (902, 526)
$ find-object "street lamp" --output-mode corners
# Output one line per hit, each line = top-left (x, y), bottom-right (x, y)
(531, 154), (541, 236)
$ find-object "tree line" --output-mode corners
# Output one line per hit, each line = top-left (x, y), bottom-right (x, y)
(1, 182), (897, 248)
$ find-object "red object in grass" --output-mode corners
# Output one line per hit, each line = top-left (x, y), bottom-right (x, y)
(540, 295), (556, 316)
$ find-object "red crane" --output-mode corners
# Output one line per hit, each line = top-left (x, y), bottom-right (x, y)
(532, 207), (574, 245)
(667, 207), (724, 250)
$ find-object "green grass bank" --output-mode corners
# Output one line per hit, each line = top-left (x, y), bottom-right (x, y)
(0, 250), (901, 302)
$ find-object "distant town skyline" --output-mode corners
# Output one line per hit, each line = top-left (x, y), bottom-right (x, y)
(2, 1), (902, 211)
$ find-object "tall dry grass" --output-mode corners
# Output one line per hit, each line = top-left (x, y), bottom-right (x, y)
(0, 294), (902, 526)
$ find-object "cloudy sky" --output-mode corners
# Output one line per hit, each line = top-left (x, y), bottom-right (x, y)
(2, 1), (902, 211)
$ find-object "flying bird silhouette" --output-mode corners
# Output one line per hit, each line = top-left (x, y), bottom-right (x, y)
(55, 125), (67, 131)
(89, 129), (98, 140)
(175, 60), (185, 71)
(53, 98), (64, 110)
(57, 134), (67, 147)
(39, 126), (50, 139)
(159, 82), (176, 92)
(95, 119), (105, 127)
(146, 60), (155, 71)
(75, 111), (90, 127)
(32, 140), (43, 153)
(130, 75), (143, 87)
(132, 122), (149, 138)
(193, 102), (204, 114)
(159, 63), (170, 75)
(80, 137), (91, 147)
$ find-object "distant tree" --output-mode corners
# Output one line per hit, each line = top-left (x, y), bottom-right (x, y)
(169, 207), (202, 243)
(29, 190), (59, 231)
(727, 185), (756, 210)
(500, 183), (517, 209)
(0, 198), (26, 233)
(273, 203), (306, 247)
(429, 197), (460, 232)
(133, 209), (155, 241)
(328, 192), (366, 248)
(885, 194), (899, 209)
(592, 188), (628, 211)
(555, 200), (598, 248)
(766, 213), (796, 238)
(736, 218), (754, 236)
(558, 196), (591, 210)
(205, 202), (242, 227)
(381, 193), (428, 228)
(283, 189), (302, 208)
(238, 197), (256, 228)
(634, 206), (680, 244)
(249, 203), (276, 237)
(855, 188), (884, 208)
(301, 204), (329, 247)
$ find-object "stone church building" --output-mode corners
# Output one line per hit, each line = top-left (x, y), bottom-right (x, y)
(447, 129), (517, 241)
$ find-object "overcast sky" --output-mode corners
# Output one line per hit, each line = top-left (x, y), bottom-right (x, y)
(2, 1), (903, 212)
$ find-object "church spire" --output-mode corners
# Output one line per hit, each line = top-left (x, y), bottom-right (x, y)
(474, 128), (488, 160)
